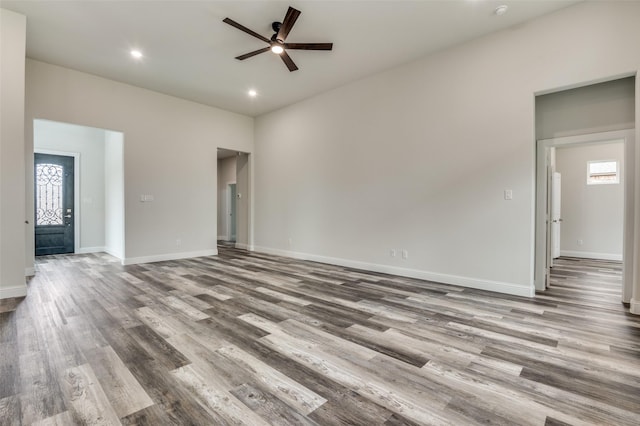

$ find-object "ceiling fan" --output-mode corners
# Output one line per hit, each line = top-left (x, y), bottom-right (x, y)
(223, 6), (333, 72)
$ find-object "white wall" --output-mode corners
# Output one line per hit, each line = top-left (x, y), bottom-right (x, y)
(557, 142), (624, 260)
(34, 120), (106, 252)
(0, 9), (27, 299)
(254, 1), (640, 297)
(217, 156), (236, 240)
(105, 130), (124, 259)
(24, 59), (254, 267)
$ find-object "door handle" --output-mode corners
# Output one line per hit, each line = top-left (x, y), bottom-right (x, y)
(64, 214), (72, 218)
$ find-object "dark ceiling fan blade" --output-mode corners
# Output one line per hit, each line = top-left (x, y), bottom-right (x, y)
(280, 50), (299, 72)
(283, 43), (333, 50)
(276, 6), (301, 42)
(223, 18), (270, 43)
(235, 47), (270, 60)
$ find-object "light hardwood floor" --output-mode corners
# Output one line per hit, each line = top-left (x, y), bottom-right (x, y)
(1, 247), (638, 425)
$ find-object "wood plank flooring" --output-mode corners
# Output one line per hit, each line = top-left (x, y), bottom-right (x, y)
(1, 248), (639, 425)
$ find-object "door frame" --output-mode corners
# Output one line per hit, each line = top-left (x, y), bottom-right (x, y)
(550, 171), (562, 261)
(535, 129), (635, 302)
(34, 149), (81, 252)
(227, 182), (237, 241)
(217, 149), (253, 250)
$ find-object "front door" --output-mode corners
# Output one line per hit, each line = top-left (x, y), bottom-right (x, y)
(34, 153), (75, 255)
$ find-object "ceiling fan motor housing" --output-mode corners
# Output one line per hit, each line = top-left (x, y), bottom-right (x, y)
(272, 22), (284, 42)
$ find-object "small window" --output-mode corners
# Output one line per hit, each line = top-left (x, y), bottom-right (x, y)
(587, 160), (619, 185)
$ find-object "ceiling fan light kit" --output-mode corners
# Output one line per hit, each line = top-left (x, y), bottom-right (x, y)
(223, 6), (333, 72)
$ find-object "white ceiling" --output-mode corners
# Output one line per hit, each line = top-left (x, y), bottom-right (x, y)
(2, 0), (581, 117)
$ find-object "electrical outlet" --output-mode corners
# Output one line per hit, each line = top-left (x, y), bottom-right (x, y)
(176, 238), (181, 247)
(504, 189), (513, 200)
(390, 249), (396, 257)
(402, 250), (409, 260)
(577, 239), (583, 246)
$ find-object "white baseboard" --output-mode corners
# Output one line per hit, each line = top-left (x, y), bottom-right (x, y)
(631, 298), (640, 315)
(559, 250), (623, 261)
(0, 285), (27, 299)
(25, 267), (35, 277)
(234, 243), (254, 251)
(252, 245), (534, 298)
(123, 249), (218, 266)
(103, 247), (124, 261)
(75, 246), (106, 254)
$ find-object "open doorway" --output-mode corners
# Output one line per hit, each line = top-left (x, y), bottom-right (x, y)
(217, 149), (236, 243)
(534, 76), (635, 302)
(535, 131), (633, 301)
(33, 119), (125, 259)
(217, 148), (251, 250)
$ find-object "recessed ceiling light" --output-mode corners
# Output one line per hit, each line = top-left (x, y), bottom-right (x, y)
(494, 5), (508, 16)
(248, 89), (257, 97)
(130, 49), (143, 59)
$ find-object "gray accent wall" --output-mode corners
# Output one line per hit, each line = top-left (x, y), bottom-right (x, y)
(536, 77), (635, 140)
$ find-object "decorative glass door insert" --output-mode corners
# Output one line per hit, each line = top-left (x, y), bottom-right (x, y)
(36, 163), (64, 225)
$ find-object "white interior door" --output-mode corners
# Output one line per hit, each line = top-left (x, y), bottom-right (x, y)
(551, 172), (562, 260)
